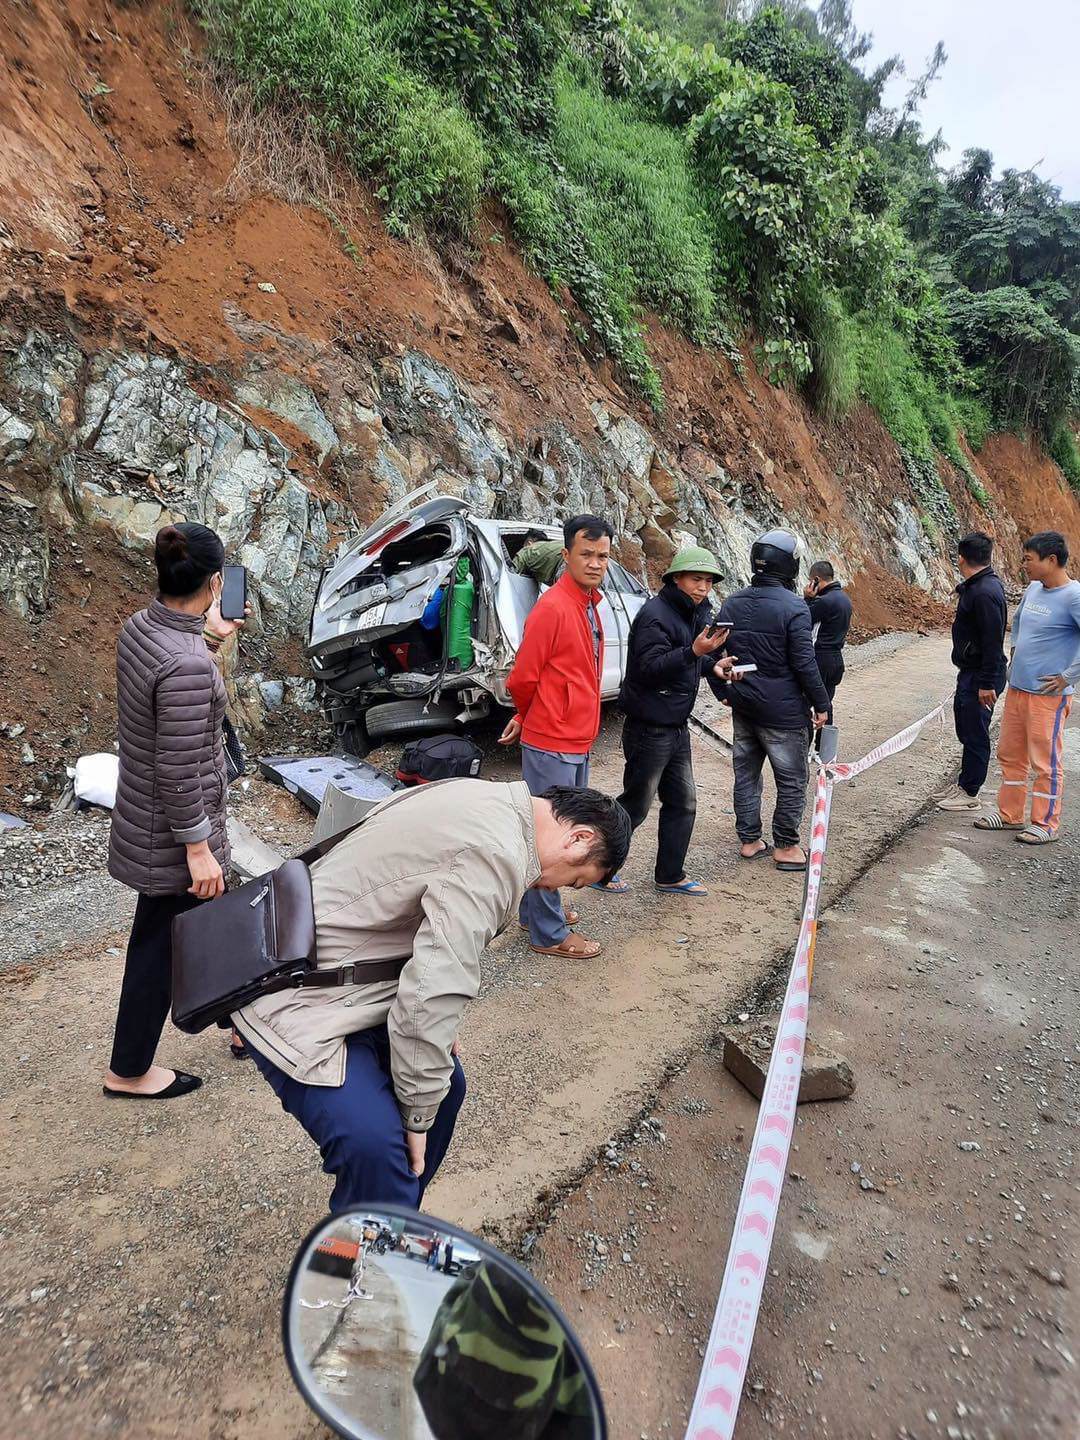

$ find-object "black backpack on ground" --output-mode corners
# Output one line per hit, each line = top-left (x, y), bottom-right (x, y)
(396, 734), (483, 785)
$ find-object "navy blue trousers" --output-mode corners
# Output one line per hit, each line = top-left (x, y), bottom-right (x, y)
(954, 669), (999, 796)
(251, 1025), (466, 1213)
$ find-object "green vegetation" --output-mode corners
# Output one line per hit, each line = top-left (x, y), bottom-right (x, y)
(193, 0), (1080, 502)
(195, 0), (490, 235)
(1050, 425), (1080, 493)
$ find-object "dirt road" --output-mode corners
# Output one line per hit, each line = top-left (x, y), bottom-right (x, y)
(534, 724), (1078, 1440)
(2, 632), (1035, 1439)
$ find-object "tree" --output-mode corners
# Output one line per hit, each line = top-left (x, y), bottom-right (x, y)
(816, 0), (872, 62)
(946, 147), (993, 213)
(893, 39), (946, 141)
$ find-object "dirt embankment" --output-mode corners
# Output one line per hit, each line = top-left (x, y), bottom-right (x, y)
(4, 0), (1075, 549)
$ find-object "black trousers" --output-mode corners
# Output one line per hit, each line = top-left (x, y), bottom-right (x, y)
(953, 669), (998, 796)
(815, 647), (845, 726)
(109, 891), (201, 1077)
(617, 718), (697, 884)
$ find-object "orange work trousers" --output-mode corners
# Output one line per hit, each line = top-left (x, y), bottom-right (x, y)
(995, 688), (1073, 833)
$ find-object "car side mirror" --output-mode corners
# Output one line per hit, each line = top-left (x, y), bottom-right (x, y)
(283, 1204), (608, 1440)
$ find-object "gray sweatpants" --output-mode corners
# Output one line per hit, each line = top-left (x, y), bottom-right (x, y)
(732, 713), (810, 849)
(518, 745), (590, 947)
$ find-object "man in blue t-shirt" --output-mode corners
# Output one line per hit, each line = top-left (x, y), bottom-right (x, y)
(975, 530), (1080, 845)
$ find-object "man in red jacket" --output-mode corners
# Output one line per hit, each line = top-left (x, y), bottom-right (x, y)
(500, 514), (614, 958)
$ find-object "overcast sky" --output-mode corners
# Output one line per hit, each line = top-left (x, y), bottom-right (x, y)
(846, 0), (1078, 199)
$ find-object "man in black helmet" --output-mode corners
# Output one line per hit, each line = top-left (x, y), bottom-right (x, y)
(713, 529), (831, 872)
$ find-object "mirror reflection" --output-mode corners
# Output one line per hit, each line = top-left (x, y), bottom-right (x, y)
(286, 1208), (603, 1440)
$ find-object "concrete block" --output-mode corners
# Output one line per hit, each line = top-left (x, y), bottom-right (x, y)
(722, 1020), (855, 1103)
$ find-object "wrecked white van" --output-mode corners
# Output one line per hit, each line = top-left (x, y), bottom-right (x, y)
(306, 483), (647, 747)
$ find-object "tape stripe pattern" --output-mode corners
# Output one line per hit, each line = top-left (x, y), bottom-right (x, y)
(684, 700), (947, 1440)
(683, 765), (831, 1440)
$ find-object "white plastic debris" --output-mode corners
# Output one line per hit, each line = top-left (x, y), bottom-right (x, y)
(73, 752), (120, 809)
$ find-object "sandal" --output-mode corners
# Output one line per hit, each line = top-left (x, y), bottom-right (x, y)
(520, 906), (579, 930)
(973, 811), (1025, 831)
(530, 935), (603, 959)
(655, 878), (709, 896)
(1016, 826), (1058, 846)
(739, 843), (771, 861)
(229, 1031), (251, 1060)
(774, 850), (808, 873)
(103, 1070), (203, 1101)
(589, 875), (629, 894)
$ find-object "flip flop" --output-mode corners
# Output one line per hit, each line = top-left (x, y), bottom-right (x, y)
(530, 935), (603, 959)
(774, 858), (808, 873)
(589, 875), (629, 894)
(739, 844), (771, 861)
(1016, 826), (1058, 846)
(655, 879), (709, 896)
(973, 811), (1025, 831)
(103, 1070), (203, 1100)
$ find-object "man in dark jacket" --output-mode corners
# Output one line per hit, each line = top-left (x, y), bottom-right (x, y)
(714, 530), (830, 872)
(613, 547), (734, 896)
(937, 531), (1008, 812)
(804, 560), (852, 727)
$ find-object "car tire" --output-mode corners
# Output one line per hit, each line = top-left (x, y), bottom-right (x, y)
(364, 699), (459, 741)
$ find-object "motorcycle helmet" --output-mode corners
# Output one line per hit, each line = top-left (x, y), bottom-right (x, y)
(750, 528), (804, 584)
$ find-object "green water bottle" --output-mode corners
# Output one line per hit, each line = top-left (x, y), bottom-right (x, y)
(444, 555), (475, 669)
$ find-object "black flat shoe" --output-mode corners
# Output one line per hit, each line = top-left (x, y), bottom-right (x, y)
(103, 1070), (203, 1100)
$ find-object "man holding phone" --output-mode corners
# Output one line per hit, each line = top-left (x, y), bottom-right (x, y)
(804, 560), (851, 729)
(613, 547), (736, 896)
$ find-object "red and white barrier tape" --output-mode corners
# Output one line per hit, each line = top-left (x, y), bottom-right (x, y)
(684, 699), (948, 1440)
(829, 698), (949, 783)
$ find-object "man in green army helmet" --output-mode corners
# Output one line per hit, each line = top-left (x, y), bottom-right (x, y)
(413, 1261), (597, 1439)
(593, 543), (736, 897)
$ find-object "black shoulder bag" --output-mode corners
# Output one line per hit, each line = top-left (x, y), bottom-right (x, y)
(170, 788), (423, 1034)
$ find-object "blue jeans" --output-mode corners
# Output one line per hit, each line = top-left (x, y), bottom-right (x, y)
(518, 746), (590, 947)
(250, 1025), (466, 1213)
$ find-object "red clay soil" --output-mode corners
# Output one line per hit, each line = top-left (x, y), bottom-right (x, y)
(975, 433), (1080, 559)
(845, 562), (951, 641)
(0, 526), (153, 801)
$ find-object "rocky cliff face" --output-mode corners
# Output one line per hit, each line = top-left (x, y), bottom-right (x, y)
(1, 0), (1078, 813)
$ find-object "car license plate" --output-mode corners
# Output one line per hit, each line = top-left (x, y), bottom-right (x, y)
(357, 601), (387, 630)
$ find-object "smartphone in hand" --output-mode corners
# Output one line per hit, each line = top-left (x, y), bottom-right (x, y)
(706, 613), (733, 639)
(220, 564), (248, 621)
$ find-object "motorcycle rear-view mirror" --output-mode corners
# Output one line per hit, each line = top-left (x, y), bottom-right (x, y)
(283, 1204), (607, 1440)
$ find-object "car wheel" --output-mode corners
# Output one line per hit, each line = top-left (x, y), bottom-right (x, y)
(364, 699), (460, 741)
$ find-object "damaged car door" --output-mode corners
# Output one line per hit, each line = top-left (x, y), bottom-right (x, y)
(307, 492), (469, 665)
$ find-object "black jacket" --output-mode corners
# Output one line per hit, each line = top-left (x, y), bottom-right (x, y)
(619, 582), (725, 726)
(808, 581), (852, 652)
(715, 576), (830, 729)
(951, 566), (1007, 688)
